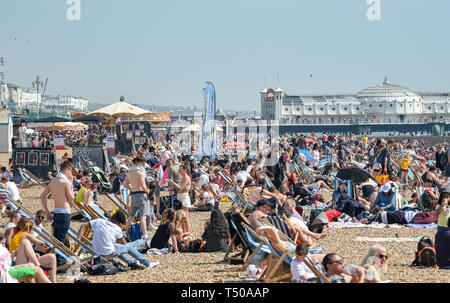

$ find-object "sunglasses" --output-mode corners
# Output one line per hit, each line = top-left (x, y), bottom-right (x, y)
(38, 216), (45, 219)
(378, 254), (389, 260)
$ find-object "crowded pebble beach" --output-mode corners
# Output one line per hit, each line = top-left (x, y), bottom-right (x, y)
(1, 147), (449, 283)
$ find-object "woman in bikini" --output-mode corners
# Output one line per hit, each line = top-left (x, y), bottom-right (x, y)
(168, 161), (192, 235)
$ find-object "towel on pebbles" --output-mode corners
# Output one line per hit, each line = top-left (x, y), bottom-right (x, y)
(355, 237), (421, 242)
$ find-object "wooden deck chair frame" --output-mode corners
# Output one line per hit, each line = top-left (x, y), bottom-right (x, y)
(415, 186), (432, 211)
(262, 215), (298, 243)
(3, 196), (96, 271)
(234, 191), (255, 214)
(239, 221), (272, 272)
(105, 193), (129, 216)
(297, 162), (315, 185)
(21, 168), (49, 189)
(17, 168), (39, 188)
(223, 213), (258, 263)
(256, 222), (330, 283)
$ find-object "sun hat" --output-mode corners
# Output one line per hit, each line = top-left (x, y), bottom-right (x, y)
(382, 183), (391, 193)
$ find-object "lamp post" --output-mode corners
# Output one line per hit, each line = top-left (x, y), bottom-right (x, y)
(32, 76), (44, 119)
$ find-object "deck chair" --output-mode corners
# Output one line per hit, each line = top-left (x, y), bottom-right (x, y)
(257, 169), (276, 190)
(223, 213), (258, 263)
(105, 192), (129, 215)
(17, 168), (40, 189)
(239, 222), (272, 272)
(22, 168), (48, 189)
(261, 215), (298, 243)
(416, 186), (433, 211)
(334, 178), (354, 199)
(78, 201), (109, 220)
(3, 196), (95, 271)
(223, 190), (239, 203)
(297, 162), (315, 185)
(256, 226), (330, 283)
(218, 170), (235, 187)
(234, 191), (256, 213)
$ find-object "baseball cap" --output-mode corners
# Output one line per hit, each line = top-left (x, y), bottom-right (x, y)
(382, 183), (391, 193)
(189, 156), (195, 161)
(339, 181), (347, 185)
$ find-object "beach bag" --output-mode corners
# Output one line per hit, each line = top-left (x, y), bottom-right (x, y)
(411, 211), (438, 224)
(179, 239), (205, 253)
(400, 157), (411, 170)
(88, 262), (120, 276)
(376, 175), (389, 185)
(411, 237), (438, 268)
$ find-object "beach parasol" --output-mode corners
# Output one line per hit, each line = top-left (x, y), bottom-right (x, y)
(182, 124), (201, 132)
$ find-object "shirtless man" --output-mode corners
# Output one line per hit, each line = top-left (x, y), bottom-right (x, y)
(123, 156), (150, 240)
(40, 160), (74, 266)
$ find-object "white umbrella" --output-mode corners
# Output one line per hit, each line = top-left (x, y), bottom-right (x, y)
(182, 124), (201, 132)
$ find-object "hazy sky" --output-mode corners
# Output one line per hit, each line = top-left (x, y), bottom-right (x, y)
(1, 0), (450, 111)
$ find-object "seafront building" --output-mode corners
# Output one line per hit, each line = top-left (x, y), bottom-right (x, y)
(260, 78), (450, 126)
(0, 83), (88, 114)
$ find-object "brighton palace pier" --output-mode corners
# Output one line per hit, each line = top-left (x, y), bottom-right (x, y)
(259, 78), (450, 135)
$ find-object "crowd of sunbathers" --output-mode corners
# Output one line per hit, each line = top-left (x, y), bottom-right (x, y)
(0, 131), (449, 283)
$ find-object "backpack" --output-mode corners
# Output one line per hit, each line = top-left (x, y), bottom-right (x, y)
(128, 223), (142, 242)
(411, 237), (438, 268)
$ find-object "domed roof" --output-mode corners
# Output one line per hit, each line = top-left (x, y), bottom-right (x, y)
(356, 78), (422, 102)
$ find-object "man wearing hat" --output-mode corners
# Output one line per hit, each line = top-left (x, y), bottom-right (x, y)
(372, 182), (396, 213)
(248, 199), (273, 230)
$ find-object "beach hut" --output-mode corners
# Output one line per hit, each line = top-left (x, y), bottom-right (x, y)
(0, 110), (13, 153)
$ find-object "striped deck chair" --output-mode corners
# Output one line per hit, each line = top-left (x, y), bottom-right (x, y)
(258, 233), (330, 283)
(318, 156), (333, 168)
(258, 170), (275, 190)
(261, 216), (298, 243)
(22, 168), (48, 189)
(240, 222), (272, 271)
(223, 190), (239, 203)
(416, 186), (433, 211)
(298, 163), (315, 185)
(334, 178), (354, 199)
(17, 168), (40, 188)
(234, 191), (255, 213)
(105, 192), (129, 215)
(372, 186), (399, 211)
(223, 213), (255, 262)
(79, 201), (109, 220)
(0, 188), (12, 205)
(218, 170), (235, 187)
(3, 196), (95, 271)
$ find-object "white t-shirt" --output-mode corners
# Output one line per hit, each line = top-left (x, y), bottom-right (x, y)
(291, 256), (316, 280)
(0, 246), (18, 283)
(90, 219), (124, 256)
(203, 192), (214, 205)
(235, 171), (251, 184)
(6, 182), (20, 201)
